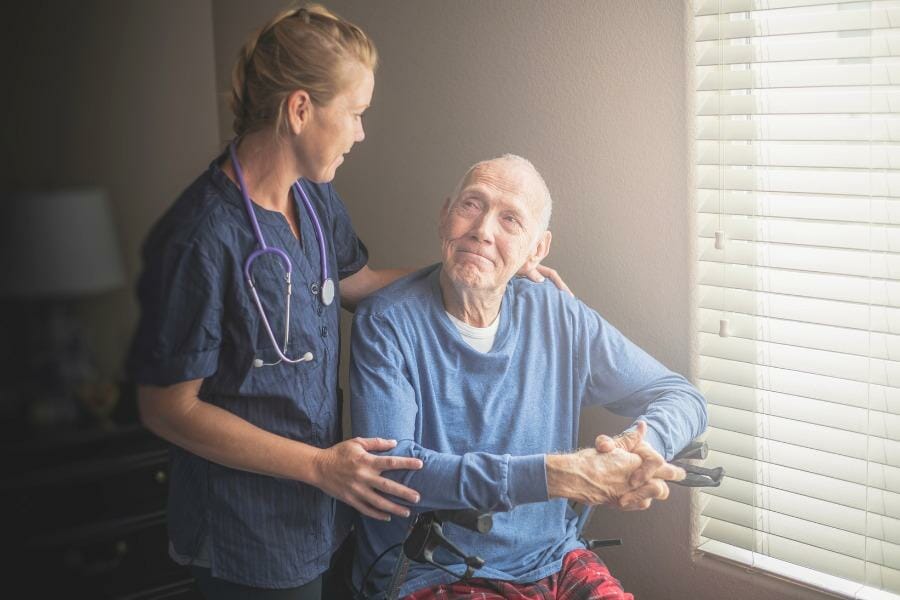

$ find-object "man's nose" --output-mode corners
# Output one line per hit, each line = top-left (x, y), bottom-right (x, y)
(468, 212), (496, 243)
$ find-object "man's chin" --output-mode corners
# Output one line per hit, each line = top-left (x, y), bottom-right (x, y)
(447, 264), (493, 290)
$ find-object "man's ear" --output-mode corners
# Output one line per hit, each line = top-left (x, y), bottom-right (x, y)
(523, 230), (552, 273)
(438, 197), (451, 233)
(286, 89), (313, 135)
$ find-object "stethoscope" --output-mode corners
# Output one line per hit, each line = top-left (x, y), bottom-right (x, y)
(229, 141), (334, 368)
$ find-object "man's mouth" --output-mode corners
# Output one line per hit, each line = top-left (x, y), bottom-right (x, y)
(457, 249), (494, 265)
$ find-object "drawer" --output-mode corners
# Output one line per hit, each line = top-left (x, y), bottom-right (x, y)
(17, 512), (195, 598)
(6, 449), (170, 537)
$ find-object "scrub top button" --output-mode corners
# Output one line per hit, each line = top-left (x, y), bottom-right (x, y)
(309, 282), (320, 296)
(320, 326), (327, 338)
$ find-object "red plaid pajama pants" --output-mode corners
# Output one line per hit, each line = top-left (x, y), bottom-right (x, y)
(402, 549), (634, 600)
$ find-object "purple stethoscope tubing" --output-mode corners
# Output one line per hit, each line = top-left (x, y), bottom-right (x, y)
(228, 140), (333, 366)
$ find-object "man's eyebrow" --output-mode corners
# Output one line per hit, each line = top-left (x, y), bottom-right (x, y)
(459, 187), (488, 200)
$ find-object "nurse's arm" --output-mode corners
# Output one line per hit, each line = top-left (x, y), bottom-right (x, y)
(340, 265), (412, 311)
(137, 379), (423, 521)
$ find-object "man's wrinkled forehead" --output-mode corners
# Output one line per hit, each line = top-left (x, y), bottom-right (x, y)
(459, 161), (535, 206)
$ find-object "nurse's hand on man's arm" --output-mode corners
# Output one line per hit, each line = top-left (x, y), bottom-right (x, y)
(137, 381), (422, 522)
(311, 437), (423, 521)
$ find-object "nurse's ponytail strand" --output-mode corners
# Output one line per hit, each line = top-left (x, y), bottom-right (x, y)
(230, 3), (378, 138)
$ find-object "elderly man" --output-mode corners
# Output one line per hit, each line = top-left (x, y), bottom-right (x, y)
(349, 155), (707, 599)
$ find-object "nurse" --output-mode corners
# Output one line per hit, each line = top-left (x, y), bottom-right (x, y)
(126, 4), (564, 599)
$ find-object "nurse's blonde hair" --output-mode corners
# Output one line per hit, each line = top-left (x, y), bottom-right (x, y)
(230, 3), (378, 138)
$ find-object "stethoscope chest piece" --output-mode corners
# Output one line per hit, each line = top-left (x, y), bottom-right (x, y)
(322, 278), (335, 306)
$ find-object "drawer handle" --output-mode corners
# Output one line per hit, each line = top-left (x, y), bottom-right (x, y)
(64, 540), (128, 575)
(154, 470), (167, 484)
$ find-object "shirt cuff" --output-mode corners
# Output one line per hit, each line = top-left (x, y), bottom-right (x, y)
(507, 454), (549, 505)
(640, 424), (671, 461)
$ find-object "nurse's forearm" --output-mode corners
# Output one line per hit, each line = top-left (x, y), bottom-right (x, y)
(340, 265), (413, 310)
(138, 380), (320, 483)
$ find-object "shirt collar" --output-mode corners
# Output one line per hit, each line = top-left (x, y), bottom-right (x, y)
(208, 149), (290, 228)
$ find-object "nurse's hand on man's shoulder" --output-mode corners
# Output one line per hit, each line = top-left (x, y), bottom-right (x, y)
(518, 264), (573, 296)
(311, 437), (423, 522)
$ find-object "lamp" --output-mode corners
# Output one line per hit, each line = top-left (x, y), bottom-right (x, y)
(0, 188), (125, 430)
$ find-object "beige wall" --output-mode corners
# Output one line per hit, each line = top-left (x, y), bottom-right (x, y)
(4, 1), (221, 381)
(208, 1), (833, 599)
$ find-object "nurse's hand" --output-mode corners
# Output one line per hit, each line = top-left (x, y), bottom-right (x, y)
(312, 437), (423, 521)
(518, 264), (573, 296)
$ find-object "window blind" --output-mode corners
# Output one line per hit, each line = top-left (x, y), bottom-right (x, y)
(694, 1), (900, 597)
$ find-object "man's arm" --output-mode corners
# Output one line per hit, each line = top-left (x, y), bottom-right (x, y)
(579, 307), (708, 462)
(350, 309), (683, 513)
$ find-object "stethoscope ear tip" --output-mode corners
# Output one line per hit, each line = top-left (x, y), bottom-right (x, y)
(252, 358), (264, 368)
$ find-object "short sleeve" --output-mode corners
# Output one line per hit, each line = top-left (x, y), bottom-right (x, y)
(328, 186), (368, 280)
(125, 238), (224, 386)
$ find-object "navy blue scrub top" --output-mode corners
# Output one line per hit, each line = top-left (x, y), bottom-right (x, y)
(125, 154), (368, 588)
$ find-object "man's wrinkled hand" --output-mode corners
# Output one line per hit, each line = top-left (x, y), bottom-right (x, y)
(595, 421), (685, 488)
(545, 443), (683, 511)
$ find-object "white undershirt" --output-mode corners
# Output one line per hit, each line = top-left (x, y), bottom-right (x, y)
(445, 311), (500, 353)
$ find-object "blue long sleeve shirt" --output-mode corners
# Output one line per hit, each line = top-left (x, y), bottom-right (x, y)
(350, 264), (707, 598)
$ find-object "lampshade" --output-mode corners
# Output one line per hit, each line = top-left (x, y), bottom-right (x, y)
(0, 188), (125, 298)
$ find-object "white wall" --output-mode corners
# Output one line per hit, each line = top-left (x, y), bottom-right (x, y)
(211, 1), (834, 598)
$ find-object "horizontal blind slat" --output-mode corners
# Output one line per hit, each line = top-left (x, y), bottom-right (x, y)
(697, 307), (900, 362)
(705, 449), (900, 520)
(697, 30), (900, 64)
(699, 237), (900, 280)
(698, 213), (900, 252)
(697, 190), (900, 225)
(703, 493), (869, 556)
(695, 0), (878, 18)
(705, 426), (900, 496)
(697, 63), (900, 92)
(698, 284), (900, 332)
(698, 165), (900, 198)
(697, 89), (900, 116)
(698, 261), (900, 305)
(698, 356), (900, 413)
(707, 403), (871, 457)
(701, 516), (868, 581)
(700, 379), (899, 437)
(699, 331), (900, 393)
(697, 140), (900, 170)
(697, 115), (900, 142)
(696, 7), (899, 42)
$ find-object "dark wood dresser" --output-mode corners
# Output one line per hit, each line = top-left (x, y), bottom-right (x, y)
(1, 392), (200, 599)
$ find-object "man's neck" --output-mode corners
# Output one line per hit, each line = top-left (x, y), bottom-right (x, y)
(439, 269), (503, 327)
(223, 132), (299, 214)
